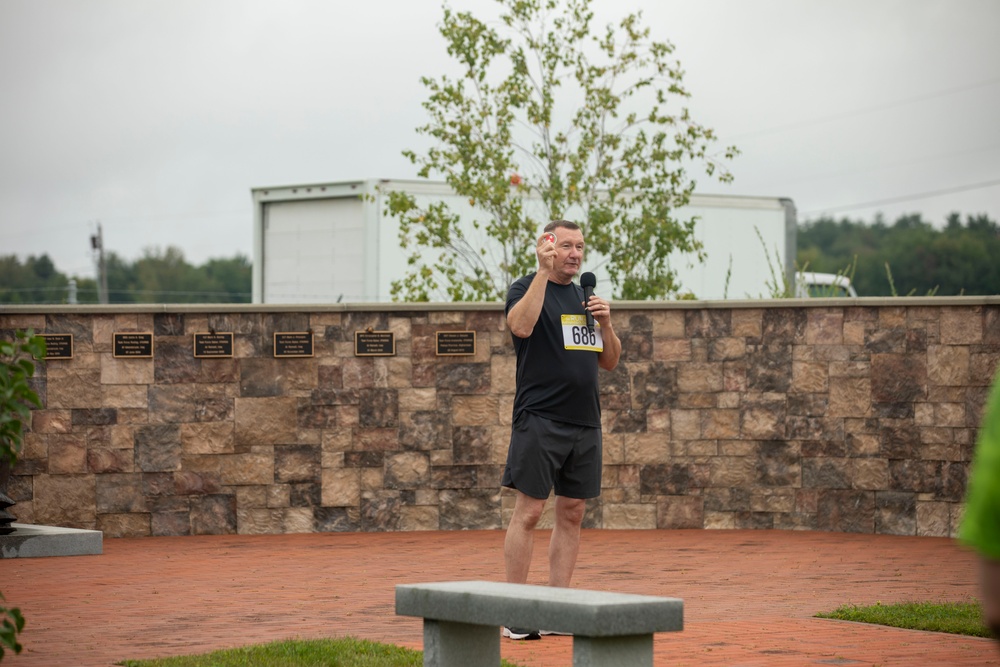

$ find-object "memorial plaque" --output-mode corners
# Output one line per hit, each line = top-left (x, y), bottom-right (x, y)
(194, 332), (234, 358)
(113, 332), (154, 358)
(436, 331), (476, 356)
(39, 333), (74, 360)
(354, 330), (395, 357)
(274, 332), (314, 358)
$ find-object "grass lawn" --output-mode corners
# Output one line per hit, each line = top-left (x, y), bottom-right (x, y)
(117, 602), (993, 666)
(816, 600), (992, 638)
(116, 637), (524, 667)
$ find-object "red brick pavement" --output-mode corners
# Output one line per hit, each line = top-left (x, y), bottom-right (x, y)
(1, 529), (996, 666)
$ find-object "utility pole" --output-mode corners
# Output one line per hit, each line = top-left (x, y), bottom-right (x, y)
(90, 222), (109, 304)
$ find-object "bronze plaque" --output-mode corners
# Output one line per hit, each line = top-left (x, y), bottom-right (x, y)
(113, 332), (154, 358)
(194, 332), (234, 358)
(39, 333), (73, 360)
(354, 331), (395, 357)
(436, 331), (476, 356)
(274, 332), (314, 358)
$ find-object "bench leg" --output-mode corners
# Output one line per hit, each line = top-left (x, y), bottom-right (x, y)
(572, 634), (653, 667)
(422, 619), (500, 667)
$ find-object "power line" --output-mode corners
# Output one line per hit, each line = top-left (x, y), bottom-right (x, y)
(731, 76), (1000, 141)
(801, 177), (1000, 217)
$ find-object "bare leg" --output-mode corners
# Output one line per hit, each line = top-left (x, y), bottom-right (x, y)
(548, 496), (586, 588)
(505, 491), (546, 584)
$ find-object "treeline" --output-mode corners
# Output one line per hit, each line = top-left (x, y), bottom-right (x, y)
(797, 212), (1000, 296)
(0, 247), (251, 304)
(2, 212), (998, 303)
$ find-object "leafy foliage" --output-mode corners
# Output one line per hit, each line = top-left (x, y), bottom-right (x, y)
(0, 249), (251, 304)
(0, 330), (42, 662)
(798, 212), (1000, 297)
(387, 0), (737, 301)
(0, 330), (44, 467)
(0, 595), (24, 660)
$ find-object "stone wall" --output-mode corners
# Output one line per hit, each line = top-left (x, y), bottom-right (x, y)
(1, 299), (998, 539)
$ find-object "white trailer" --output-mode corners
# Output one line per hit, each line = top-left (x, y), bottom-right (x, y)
(251, 178), (796, 303)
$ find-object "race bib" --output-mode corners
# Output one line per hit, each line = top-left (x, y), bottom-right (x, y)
(560, 314), (604, 352)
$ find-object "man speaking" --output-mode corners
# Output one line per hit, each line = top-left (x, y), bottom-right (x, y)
(500, 219), (622, 640)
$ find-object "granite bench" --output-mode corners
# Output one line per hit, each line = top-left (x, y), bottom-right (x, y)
(395, 580), (683, 667)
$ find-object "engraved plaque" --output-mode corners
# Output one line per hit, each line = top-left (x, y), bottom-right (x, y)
(113, 332), (154, 358)
(39, 333), (73, 360)
(274, 332), (314, 358)
(354, 331), (395, 356)
(194, 332), (234, 358)
(436, 331), (476, 356)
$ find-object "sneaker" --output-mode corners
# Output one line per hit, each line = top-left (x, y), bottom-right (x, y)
(503, 626), (541, 640)
(539, 629), (572, 636)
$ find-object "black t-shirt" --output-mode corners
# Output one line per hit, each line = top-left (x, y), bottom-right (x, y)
(505, 273), (601, 427)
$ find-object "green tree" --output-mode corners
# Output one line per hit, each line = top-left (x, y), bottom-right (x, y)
(203, 255), (252, 303)
(798, 212), (1000, 296)
(0, 330), (44, 660)
(0, 254), (69, 304)
(386, 0), (737, 301)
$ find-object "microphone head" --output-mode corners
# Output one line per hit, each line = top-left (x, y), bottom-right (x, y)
(580, 272), (597, 288)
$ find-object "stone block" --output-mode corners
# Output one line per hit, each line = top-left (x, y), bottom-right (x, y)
(322, 467), (361, 507)
(385, 452), (430, 489)
(48, 435), (88, 474)
(851, 458), (889, 490)
(875, 491), (916, 535)
(181, 421), (234, 456)
(97, 513), (150, 538)
(149, 385), (234, 424)
(656, 496), (703, 529)
(916, 501), (952, 537)
(828, 377), (871, 418)
(174, 470), (222, 496)
(451, 395), (499, 426)
(135, 424), (182, 472)
(47, 370), (102, 409)
(33, 474), (97, 529)
(792, 361), (828, 394)
(400, 411), (450, 450)
(746, 344), (792, 392)
(32, 409), (72, 434)
(453, 426), (492, 464)
(927, 345), (970, 387)
(740, 399), (785, 440)
(101, 355), (154, 385)
(940, 307), (982, 344)
(436, 363), (491, 394)
(708, 457), (755, 487)
(640, 463), (709, 495)
(96, 473), (146, 513)
(190, 494), (236, 534)
(87, 448), (134, 473)
(603, 503), (656, 529)
(871, 354), (926, 404)
(359, 388), (399, 427)
(274, 444), (320, 484)
(219, 451), (274, 486)
(439, 489), (500, 530)
(235, 397), (297, 447)
(755, 441), (800, 487)
(399, 505), (440, 531)
(816, 489), (874, 533)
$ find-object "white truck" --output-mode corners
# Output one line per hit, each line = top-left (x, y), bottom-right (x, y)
(251, 178), (797, 303)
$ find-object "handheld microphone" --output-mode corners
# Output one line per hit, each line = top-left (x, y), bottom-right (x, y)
(580, 272), (596, 330)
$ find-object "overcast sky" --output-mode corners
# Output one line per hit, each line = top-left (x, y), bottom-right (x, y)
(2, 0), (998, 279)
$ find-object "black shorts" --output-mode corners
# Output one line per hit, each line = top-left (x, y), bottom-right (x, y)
(501, 411), (602, 500)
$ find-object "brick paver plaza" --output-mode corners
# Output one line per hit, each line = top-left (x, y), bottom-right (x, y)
(2, 528), (996, 666)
